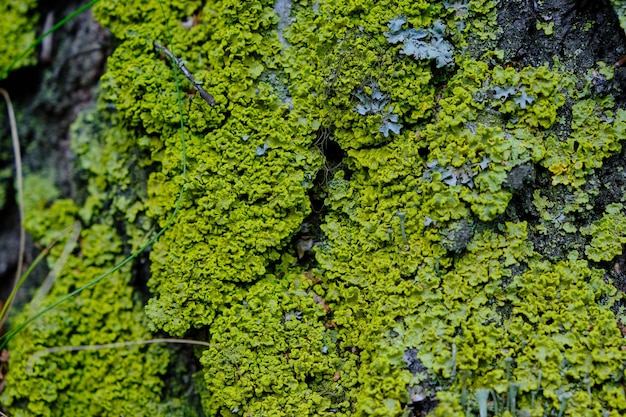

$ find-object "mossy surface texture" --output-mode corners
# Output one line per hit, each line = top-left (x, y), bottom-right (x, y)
(0, 0), (38, 76)
(5, 0), (626, 416)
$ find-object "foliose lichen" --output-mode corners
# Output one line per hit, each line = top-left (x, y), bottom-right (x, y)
(0, 0), (38, 77)
(581, 203), (626, 262)
(1, 181), (173, 416)
(7, 0), (626, 415)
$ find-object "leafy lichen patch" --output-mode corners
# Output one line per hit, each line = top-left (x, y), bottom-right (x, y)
(8, 0), (626, 415)
(0, 0), (38, 77)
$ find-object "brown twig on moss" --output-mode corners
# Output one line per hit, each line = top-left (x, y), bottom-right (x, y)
(153, 41), (215, 106)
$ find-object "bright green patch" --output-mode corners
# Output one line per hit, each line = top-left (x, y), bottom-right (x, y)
(0, 0), (38, 77)
(581, 203), (626, 262)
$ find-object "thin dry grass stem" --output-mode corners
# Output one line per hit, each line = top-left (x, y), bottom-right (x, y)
(0, 232), (67, 330)
(29, 221), (81, 313)
(0, 88), (25, 332)
(27, 338), (214, 372)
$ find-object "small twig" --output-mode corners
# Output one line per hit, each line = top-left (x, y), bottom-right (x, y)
(153, 41), (215, 106)
(29, 221), (81, 312)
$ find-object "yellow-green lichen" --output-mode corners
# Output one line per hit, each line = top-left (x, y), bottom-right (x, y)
(200, 265), (354, 416)
(90, 0), (626, 414)
(581, 203), (626, 262)
(2, 204), (172, 416)
(9, 0), (626, 415)
(2, 105), (194, 415)
(0, 0), (38, 77)
(96, 0), (325, 335)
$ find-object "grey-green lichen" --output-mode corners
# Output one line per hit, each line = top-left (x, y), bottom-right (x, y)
(611, 0), (626, 32)
(5, 0), (626, 416)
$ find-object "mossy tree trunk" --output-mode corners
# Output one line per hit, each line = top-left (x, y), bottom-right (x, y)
(2, 1), (626, 416)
